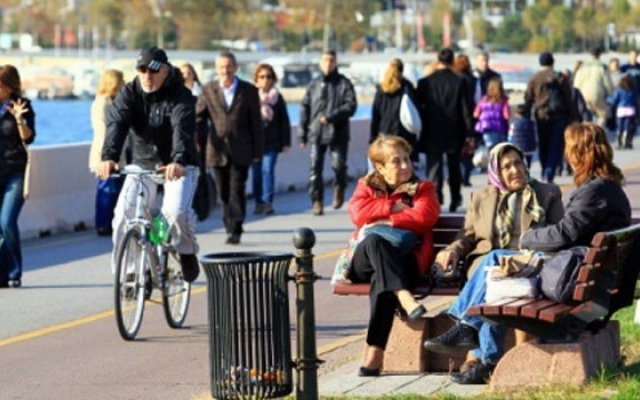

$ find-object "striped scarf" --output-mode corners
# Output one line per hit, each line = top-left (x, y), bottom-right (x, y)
(495, 186), (545, 249)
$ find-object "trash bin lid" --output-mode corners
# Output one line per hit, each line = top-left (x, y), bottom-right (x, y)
(199, 251), (294, 264)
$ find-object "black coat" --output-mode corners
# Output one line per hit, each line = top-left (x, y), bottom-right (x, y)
(0, 95), (35, 175)
(103, 67), (197, 169)
(520, 177), (631, 252)
(476, 68), (501, 97)
(370, 78), (416, 145)
(299, 70), (357, 146)
(415, 68), (473, 154)
(263, 93), (291, 153)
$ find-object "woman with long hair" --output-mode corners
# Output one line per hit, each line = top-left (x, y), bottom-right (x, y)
(0, 65), (35, 288)
(474, 77), (510, 150)
(89, 69), (125, 236)
(180, 63), (202, 97)
(370, 58), (418, 162)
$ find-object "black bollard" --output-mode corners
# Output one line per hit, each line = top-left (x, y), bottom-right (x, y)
(292, 227), (320, 400)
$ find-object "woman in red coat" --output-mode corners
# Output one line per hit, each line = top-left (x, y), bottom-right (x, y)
(347, 135), (440, 376)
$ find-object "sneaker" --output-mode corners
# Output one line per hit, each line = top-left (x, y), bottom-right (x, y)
(8, 279), (20, 288)
(179, 254), (200, 282)
(450, 361), (495, 384)
(225, 234), (241, 245)
(332, 187), (345, 209)
(312, 201), (324, 216)
(423, 322), (479, 353)
(253, 203), (265, 215)
(263, 203), (274, 215)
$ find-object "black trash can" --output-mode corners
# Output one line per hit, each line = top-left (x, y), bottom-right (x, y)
(200, 252), (294, 400)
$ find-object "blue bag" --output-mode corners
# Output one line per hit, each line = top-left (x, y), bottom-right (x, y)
(362, 225), (420, 255)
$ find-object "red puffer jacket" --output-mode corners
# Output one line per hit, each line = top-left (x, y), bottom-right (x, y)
(348, 174), (440, 276)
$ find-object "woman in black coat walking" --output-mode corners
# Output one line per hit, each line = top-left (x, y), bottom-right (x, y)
(370, 59), (418, 164)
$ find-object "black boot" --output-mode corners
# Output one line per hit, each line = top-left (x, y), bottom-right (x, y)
(618, 131), (626, 150)
(625, 130), (634, 149)
(423, 322), (479, 353)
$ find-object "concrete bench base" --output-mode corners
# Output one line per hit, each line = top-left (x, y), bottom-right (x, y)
(490, 321), (621, 390)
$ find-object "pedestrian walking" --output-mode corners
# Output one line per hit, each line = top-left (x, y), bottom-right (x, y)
(251, 63), (291, 216)
(415, 48), (474, 212)
(452, 54), (478, 187)
(299, 50), (357, 216)
(508, 104), (536, 169)
(88, 69), (126, 236)
(608, 74), (639, 149)
(573, 47), (614, 127)
(0, 65), (35, 289)
(474, 77), (510, 150)
(196, 51), (264, 245)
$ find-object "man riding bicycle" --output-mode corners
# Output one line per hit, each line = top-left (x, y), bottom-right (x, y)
(96, 46), (200, 282)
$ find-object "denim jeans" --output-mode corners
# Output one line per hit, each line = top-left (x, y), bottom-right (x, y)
(0, 173), (26, 282)
(251, 150), (279, 205)
(482, 132), (507, 150)
(309, 143), (348, 202)
(448, 249), (519, 365)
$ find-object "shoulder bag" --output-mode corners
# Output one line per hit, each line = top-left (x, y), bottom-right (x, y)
(399, 90), (422, 135)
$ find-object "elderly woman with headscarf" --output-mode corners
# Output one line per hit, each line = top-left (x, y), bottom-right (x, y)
(423, 142), (564, 383)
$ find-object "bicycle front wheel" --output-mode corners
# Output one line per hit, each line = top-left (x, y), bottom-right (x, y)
(114, 228), (147, 340)
(162, 249), (191, 328)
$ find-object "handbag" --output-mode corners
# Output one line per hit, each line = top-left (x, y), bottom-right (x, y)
(539, 246), (589, 305)
(399, 91), (422, 135)
(192, 171), (217, 221)
(331, 237), (358, 286)
(362, 224), (420, 255)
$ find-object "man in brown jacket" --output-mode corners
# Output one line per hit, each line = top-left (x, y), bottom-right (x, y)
(196, 52), (264, 245)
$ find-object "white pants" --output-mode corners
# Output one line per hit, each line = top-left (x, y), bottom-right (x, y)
(111, 166), (200, 272)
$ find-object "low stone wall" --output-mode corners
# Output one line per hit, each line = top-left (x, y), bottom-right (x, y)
(20, 119), (370, 239)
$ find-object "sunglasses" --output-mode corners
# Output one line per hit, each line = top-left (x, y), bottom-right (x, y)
(258, 74), (273, 80)
(137, 67), (161, 74)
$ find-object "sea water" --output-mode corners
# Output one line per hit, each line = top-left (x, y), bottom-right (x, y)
(31, 99), (372, 147)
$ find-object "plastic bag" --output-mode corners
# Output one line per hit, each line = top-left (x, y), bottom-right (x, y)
(472, 145), (489, 168)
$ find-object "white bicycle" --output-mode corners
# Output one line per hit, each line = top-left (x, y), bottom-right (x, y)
(113, 165), (191, 341)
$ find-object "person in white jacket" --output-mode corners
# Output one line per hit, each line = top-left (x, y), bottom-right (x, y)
(572, 47), (614, 127)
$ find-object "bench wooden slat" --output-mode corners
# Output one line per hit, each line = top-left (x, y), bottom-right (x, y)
(573, 282), (595, 302)
(501, 298), (540, 316)
(576, 265), (594, 283)
(521, 299), (557, 318)
(479, 298), (522, 315)
(539, 303), (573, 323)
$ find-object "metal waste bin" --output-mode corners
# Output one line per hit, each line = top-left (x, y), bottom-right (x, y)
(201, 252), (294, 400)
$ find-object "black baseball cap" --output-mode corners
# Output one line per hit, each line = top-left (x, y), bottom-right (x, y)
(136, 46), (168, 72)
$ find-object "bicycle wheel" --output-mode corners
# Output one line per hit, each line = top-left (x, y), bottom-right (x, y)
(114, 228), (147, 340)
(162, 249), (191, 328)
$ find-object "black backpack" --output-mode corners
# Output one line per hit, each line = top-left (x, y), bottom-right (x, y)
(539, 246), (589, 305)
(545, 73), (567, 115)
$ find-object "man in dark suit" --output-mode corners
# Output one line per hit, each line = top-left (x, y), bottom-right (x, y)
(474, 51), (501, 99)
(416, 48), (473, 212)
(196, 52), (264, 245)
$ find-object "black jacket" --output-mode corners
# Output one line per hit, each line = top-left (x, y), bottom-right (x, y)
(520, 177), (631, 252)
(103, 67), (197, 169)
(370, 78), (416, 145)
(476, 68), (501, 97)
(299, 70), (357, 146)
(415, 68), (473, 154)
(0, 95), (35, 175)
(264, 93), (291, 153)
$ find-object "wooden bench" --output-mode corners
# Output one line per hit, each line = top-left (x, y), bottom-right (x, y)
(467, 221), (640, 388)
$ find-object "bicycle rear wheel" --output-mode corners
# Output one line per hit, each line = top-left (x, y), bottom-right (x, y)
(162, 249), (191, 328)
(114, 228), (147, 340)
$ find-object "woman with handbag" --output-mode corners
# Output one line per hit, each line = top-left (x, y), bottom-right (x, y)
(425, 124), (631, 385)
(347, 135), (440, 376)
(0, 65), (35, 288)
(370, 58), (419, 165)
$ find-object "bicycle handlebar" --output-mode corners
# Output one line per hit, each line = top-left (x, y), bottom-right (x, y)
(112, 165), (165, 179)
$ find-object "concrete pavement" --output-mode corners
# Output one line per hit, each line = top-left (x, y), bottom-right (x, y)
(1, 136), (640, 399)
